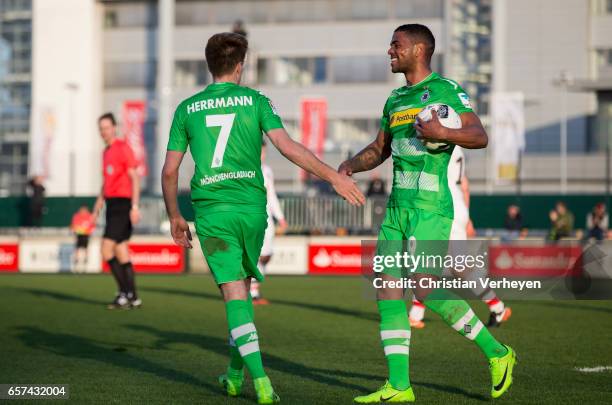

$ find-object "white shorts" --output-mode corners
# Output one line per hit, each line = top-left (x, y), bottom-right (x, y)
(260, 219), (275, 257)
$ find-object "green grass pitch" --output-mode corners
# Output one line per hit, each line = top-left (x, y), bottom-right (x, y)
(1, 274), (611, 404)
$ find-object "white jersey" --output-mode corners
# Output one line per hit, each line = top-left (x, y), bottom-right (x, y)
(261, 164), (284, 256)
(262, 164), (284, 223)
(448, 147), (469, 240)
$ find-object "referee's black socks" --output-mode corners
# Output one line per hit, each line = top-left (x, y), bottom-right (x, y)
(108, 257), (128, 296)
(122, 262), (138, 300)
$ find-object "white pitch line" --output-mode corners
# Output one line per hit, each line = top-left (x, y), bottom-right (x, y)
(575, 366), (612, 373)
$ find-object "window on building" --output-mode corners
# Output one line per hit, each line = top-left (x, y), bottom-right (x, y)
(104, 61), (156, 88)
(0, 0), (31, 195)
(331, 55), (389, 83)
(103, 2), (157, 28)
(1, 19), (31, 75)
(274, 1), (335, 23)
(0, 0), (31, 13)
(176, 1), (269, 25)
(335, 0), (389, 20)
(394, 0), (444, 19)
(175, 60), (209, 87)
(257, 56), (327, 85)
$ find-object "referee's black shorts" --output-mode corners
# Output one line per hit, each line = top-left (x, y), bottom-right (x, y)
(104, 198), (133, 243)
(76, 234), (90, 249)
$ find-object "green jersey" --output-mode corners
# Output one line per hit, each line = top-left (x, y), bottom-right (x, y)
(167, 82), (284, 212)
(380, 72), (473, 218)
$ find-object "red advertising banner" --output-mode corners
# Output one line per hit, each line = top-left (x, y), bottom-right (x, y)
(122, 100), (148, 177)
(308, 244), (362, 275)
(488, 245), (583, 277)
(102, 244), (185, 273)
(0, 244), (19, 272)
(301, 98), (327, 180)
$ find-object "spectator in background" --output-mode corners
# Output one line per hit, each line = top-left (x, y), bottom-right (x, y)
(366, 174), (387, 197)
(71, 205), (96, 271)
(504, 204), (522, 232)
(232, 20), (248, 37)
(27, 176), (46, 227)
(548, 201), (574, 241)
(501, 204), (522, 241)
(586, 202), (608, 241)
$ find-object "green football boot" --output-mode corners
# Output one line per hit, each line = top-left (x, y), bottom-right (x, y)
(254, 376), (280, 404)
(490, 345), (517, 399)
(218, 367), (243, 397)
(354, 381), (415, 403)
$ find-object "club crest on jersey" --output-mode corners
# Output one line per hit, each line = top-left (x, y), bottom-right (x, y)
(106, 165), (114, 175)
(420, 89), (430, 103)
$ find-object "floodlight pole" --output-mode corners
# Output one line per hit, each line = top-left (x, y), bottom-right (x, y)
(156, 0), (175, 195)
(66, 82), (79, 196)
(560, 85), (567, 194)
(554, 70), (573, 195)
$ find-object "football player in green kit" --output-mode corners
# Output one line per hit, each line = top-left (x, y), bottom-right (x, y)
(339, 24), (516, 403)
(161, 33), (364, 404)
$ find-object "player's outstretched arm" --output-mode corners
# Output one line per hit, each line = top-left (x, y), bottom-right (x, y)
(338, 129), (392, 176)
(161, 150), (193, 248)
(266, 128), (365, 206)
(415, 111), (488, 149)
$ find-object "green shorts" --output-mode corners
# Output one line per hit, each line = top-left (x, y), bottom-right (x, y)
(194, 210), (267, 285)
(377, 207), (452, 278)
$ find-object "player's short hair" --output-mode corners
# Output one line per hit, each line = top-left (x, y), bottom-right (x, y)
(98, 112), (116, 126)
(205, 32), (248, 78)
(394, 24), (435, 60)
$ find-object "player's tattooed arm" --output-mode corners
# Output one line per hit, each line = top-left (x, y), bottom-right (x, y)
(162, 150), (193, 248)
(415, 111), (488, 149)
(338, 129), (391, 175)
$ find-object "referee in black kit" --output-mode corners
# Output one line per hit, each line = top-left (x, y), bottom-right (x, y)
(93, 113), (142, 309)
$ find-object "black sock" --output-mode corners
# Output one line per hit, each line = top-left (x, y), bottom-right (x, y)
(122, 262), (137, 299)
(108, 257), (127, 295)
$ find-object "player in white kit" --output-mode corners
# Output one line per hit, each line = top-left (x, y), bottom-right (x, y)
(250, 141), (288, 305)
(409, 146), (512, 328)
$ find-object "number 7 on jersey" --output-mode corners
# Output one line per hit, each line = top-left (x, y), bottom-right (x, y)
(206, 113), (236, 168)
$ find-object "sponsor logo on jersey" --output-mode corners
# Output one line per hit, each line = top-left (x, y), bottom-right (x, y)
(390, 108), (422, 128)
(458, 93), (472, 109)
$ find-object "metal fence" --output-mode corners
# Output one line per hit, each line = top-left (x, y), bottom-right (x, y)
(138, 196), (387, 235)
(280, 196), (386, 234)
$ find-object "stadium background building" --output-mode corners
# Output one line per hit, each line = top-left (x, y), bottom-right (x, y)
(1, 0), (612, 196)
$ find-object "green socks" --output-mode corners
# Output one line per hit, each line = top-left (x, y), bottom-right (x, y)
(378, 300), (411, 390)
(225, 299), (266, 379)
(228, 295), (254, 372)
(424, 289), (508, 359)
